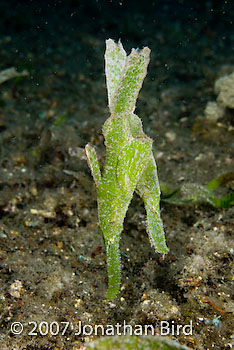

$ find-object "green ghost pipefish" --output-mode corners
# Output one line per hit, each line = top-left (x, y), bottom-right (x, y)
(85, 39), (168, 299)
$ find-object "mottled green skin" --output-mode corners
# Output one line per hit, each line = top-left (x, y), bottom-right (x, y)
(86, 39), (168, 299)
(86, 335), (192, 350)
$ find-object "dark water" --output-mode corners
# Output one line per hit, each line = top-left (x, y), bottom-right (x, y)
(1, 1), (234, 74)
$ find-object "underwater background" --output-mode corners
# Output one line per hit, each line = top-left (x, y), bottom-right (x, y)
(0, 1), (233, 349)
